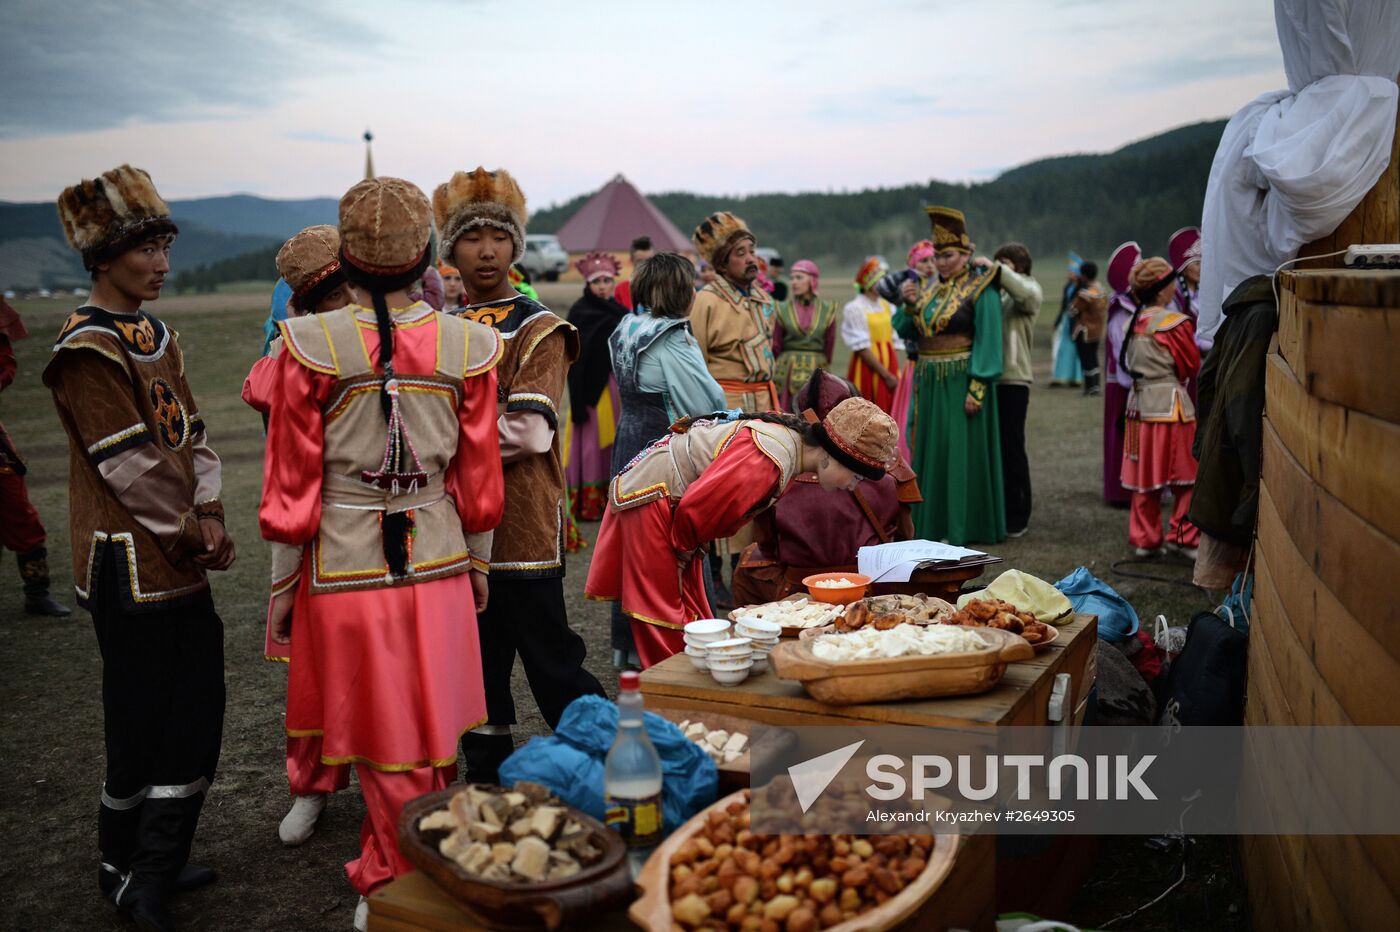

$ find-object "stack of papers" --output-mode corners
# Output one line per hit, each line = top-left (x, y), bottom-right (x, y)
(857, 540), (987, 583)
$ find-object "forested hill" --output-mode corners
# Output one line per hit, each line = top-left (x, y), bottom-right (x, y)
(531, 120), (1227, 268)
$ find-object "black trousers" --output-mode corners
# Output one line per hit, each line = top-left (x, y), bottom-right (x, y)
(92, 553), (225, 887)
(997, 383), (1032, 533)
(478, 575), (604, 731)
(1074, 335), (1102, 390)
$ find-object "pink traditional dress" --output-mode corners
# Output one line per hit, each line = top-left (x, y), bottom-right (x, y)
(1120, 305), (1201, 550)
(585, 418), (805, 668)
(253, 301), (503, 894)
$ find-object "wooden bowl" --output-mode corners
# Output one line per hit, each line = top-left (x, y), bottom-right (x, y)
(630, 789), (960, 931)
(771, 626), (1034, 704)
(396, 787), (634, 930)
(802, 572), (872, 605)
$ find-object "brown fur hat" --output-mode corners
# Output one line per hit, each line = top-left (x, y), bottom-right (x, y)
(56, 165), (178, 270)
(339, 178), (433, 276)
(433, 167), (528, 265)
(821, 396), (898, 479)
(692, 211), (754, 267)
(277, 225), (347, 311)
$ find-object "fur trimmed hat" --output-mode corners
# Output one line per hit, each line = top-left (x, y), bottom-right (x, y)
(277, 225), (347, 312)
(819, 396), (898, 481)
(339, 178), (433, 278)
(692, 211), (754, 266)
(433, 167), (528, 265)
(56, 165), (179, 270)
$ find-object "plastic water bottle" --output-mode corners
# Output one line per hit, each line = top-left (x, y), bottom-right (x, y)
(604, 671), (664, 877)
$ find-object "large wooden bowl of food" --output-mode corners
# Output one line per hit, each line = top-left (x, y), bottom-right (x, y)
(397, 782), (633, 930)
(631, 787), (959, 931)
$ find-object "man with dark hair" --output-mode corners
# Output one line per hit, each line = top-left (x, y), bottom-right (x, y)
(988, 243), (1041, 536)
(433, 166), (605, 784)
(613, 234), (654, 311)
(1069, 260), (1107, 396)
(48, 165), (234, 931)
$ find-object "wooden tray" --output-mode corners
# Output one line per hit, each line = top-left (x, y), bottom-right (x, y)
(630, 789), (960, 931)
(396, 787), (635, 931)
(771, 627), (1034, 704)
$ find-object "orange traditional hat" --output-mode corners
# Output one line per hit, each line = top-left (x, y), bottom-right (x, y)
(1130, 256), (1174, 295)
(854, 255), (888, 292)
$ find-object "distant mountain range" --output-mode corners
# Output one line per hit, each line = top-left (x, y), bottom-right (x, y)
(0, 196), (337, 290)
(0, 119), (1226, 290)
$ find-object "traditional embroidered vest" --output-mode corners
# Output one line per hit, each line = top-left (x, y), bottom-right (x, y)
(42, 308), (212, 611)
(609, 418), (802, 512)
(279, 305), (501, 592)
(773, 298), (838, 392)
(1125, 309), (1195, 423)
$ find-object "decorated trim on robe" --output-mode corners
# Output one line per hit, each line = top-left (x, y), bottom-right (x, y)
(915, 268), (997, 336)
(285, 719), (487, 772)
(86, 422), (152, 464)
(277, 314), (337, 375)
(1146, 310), (1190, 334)
(52, 307), (171, 363)
(489, 498), (565, 576)
(323, 377), (460, 424)
(463, 326), (503, 377)
(505, 391), (559, 428)
(74, 531), (209, 607)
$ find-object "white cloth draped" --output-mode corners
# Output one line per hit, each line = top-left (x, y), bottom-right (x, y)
(1197, 0), (1400, 348)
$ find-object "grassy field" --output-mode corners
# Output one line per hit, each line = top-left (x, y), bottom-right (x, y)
(0, 280), (1232, 930)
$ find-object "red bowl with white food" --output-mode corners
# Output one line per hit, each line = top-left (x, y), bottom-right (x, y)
(801, 572), (871, 605)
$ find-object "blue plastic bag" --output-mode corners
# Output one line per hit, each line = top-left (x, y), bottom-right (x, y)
(1053, 567), (1140, 642)
(498, 695), (718, 835)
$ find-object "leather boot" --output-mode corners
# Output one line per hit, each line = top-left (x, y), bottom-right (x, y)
(116, 792), (206, 928)
(20, 547), (71, 617)
(461, 730), (515, 785)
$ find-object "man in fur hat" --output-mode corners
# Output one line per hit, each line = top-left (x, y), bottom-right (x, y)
(689, 211), (778, 413)
(48, 165), (234, 931)
(689, 211), (778, 604)
(434, 167), (605, 784)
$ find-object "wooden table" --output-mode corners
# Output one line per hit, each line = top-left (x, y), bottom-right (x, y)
(869, 554), (1005, 601)
(368, 870), (635, 931)
(641, 613), (1097, 729)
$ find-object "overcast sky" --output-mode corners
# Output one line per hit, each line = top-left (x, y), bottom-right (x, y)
(0, 0), (1287, 207)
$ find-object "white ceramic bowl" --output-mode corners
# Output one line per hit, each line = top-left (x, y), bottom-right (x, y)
(705, 636), (753, 656)
(710, 666), (751, 686)
(749, 655), (769, 673)
(746, 635), (779, 648)
(684, 619), (731, 641)
(735, 618), (782, 639)
(683, 634), (717, 649)
(706, 655), (753, 670)
(683, 645), (709, 670)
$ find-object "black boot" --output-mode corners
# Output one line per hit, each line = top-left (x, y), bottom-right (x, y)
(102, 862), (217, 900)
(117, 793), (206, 929)
(1082, 370), (1102, 396)
(20, 547), (71, 617)
(461, 730), (515, 785)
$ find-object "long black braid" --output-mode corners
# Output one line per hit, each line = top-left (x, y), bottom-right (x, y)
(338, 246), (433, 423)
(338, 246), (433, 579)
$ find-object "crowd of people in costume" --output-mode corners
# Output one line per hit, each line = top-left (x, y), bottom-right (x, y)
(17, 159), (1221, 931)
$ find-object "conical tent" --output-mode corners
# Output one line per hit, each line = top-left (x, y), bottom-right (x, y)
(555, 174), (692, 254)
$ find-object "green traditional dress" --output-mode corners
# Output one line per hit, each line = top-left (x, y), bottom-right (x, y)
(772, 297), (839, 410)
(893, 266), (1006, 545)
